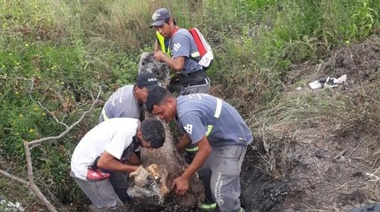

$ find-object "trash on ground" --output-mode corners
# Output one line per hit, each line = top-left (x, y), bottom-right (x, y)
(0, 199), (25, 212)
(308, 74), (347, 90)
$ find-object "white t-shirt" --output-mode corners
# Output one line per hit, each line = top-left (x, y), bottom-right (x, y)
(71, 118), (139, 181)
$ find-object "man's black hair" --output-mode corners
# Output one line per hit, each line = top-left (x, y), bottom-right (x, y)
(141, 118), (165, 148)
(164, 18), (176, 25)
(145, 86), (172, 112)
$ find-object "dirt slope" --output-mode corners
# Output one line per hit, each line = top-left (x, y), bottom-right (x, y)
(240, 36), (380, 212)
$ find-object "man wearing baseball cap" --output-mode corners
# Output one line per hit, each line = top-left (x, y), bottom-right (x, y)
(99, 72), (159, 123)
(150, 8), (210, 95)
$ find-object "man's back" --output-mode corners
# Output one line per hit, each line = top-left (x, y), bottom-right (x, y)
(71, 118), (139, 180)
(99, 85), (142, 122)
(176, 94), (253, 146)
(170, 28), (202, 74)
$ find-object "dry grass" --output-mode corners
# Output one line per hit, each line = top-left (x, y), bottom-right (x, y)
(255, 80), (379, 162)
(83, 0), (195, 52)
(84, 0), (152, 51)
(246, 46), (380, 209)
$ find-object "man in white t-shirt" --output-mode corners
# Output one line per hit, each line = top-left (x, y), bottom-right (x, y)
(70, 118), (165, 211)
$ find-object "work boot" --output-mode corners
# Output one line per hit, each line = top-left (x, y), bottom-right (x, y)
(195, 207), (245, 212)
(194, 203), (217, 212)
(195, 208), (215, 212)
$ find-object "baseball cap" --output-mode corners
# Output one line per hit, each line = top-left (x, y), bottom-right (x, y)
(151, 8), (171, 27)
(136, 72), (159, 90)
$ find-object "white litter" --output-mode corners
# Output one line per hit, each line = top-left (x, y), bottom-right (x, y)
(309, 81), (323, 89)
(0, 200), (25, 212)
(309, 74), (347, 90)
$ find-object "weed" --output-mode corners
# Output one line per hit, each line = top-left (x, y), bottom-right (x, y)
(0, 0), (380, 210)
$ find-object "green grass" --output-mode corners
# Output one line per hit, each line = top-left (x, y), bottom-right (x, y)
(0, 0), (379, 210)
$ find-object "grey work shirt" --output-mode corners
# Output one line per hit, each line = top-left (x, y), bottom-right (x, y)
(176, 94), (254, 147)
(170, 28), (202, 74)
(99, 85), (142, 123)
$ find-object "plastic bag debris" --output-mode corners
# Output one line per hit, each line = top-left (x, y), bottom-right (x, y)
(308, 74), (347, 89)
(0, 199), (25, 212)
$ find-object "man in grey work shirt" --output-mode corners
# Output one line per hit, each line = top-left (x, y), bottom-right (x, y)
(146, 86), (253, 212)
(151, 8), (210, 95)
(150, 7), (210, 167)
(99, 72), (159, 123)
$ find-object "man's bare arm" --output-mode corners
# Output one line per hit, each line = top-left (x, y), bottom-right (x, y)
(97, 151), (139, 173)
(176, 133), (191, 153)
(126, 152), (140, 166)
(180, 136), (211, 180)
(153, 51), (184, 71)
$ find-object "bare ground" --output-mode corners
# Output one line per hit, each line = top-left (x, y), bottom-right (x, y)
(135, 36), (380, 212)
(239, 36), (380, 212)
(64, 36), (380, 212)
(2, 36), (380, 212)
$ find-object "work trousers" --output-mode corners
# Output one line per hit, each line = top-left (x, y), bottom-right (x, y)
(198, 145), (247, 212)
(72, 172), (129, 211)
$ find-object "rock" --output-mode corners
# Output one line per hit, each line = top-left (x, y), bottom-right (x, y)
(315, 149), (328, 159)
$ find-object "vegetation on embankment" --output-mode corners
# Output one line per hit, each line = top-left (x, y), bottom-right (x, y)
(1, 0), (379, 210)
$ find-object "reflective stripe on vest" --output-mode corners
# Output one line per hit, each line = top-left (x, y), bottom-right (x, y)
(101, 108), (109, 121)
(186, 98), (222, 153)
(205, 98), (222, 137)
(190, 51), (200, 58)
(156, 31), (170, 56)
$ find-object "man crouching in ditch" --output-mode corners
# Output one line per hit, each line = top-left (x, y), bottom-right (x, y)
(146, 87), (253, 212)
(70, 118), (165, 211)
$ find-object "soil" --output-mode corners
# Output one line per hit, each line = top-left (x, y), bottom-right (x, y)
(6, 37), (380, 212)
(239, 36), (380, 212)
(104, 37), (380, 212)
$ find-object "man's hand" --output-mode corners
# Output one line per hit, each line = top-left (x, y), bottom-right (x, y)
(97, 151), (140, 173)
(172, 175), (189, 196)
(153, 51), (166, 62)
(154, 51), (185, 71)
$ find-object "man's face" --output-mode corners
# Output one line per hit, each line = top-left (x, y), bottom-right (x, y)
(135, 86), (149, 103)
(151, 98), (176, 121)
(137, 130), (153, 150)
(154, 20), (172, 38)
(140, 139), (153, 150)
